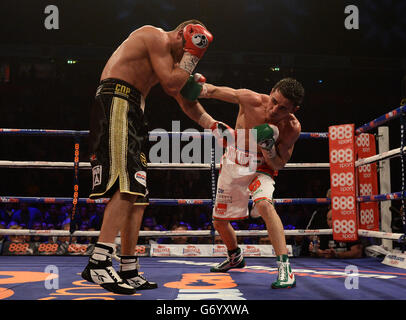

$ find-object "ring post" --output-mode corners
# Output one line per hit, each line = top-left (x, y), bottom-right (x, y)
(400, 112), (406, 252)
(210, 137), (217, 245)
(70, 135), (81, 238)
(377, 127), (393, 250)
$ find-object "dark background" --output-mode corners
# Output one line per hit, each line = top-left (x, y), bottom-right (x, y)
(0, 0), (405, 230)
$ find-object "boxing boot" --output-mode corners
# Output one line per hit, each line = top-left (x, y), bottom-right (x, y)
(210, 247), (246, 272)
(117, 256), (158, 290)
(271, 254), (296, 289)
(81, 242), (136, 295)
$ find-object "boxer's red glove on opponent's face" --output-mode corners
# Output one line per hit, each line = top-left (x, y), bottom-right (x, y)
(179, 24), (213, 74)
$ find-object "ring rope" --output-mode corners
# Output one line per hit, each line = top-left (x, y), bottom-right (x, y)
(2, 145), (403, 171)
(355, 147), (403, 167)
(1, 103), (404, 138)
(0, 160), (330, 170)
(0, 228), (403, 241)
(0, 128), (329, 140)
(355, 104), (406, 134)
(0, 196), (330, 205)
(0, 192), (403, 206)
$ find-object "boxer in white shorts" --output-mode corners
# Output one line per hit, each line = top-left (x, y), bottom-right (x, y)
(213, 145), (278, 221)
(199, 77), (304, 289)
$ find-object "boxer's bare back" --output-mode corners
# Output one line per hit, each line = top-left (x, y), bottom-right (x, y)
(101, 26), (185, 98)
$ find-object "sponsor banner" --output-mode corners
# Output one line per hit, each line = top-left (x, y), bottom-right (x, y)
(328, 124), (358, 241)
(241, 244), (293, 257)
(151, 244), (212, 257)
(2, 241), (94, 256)
(382, 252), (406, 270)
(151, 244), (293, 257)
(1, 242), (150, 257)
(356, 134), (380, 231)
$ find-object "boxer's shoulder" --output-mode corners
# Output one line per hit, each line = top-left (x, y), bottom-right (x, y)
(238, 89), (263, 108)
(131, 25), (168, 42)
(279, 116), (301, 142)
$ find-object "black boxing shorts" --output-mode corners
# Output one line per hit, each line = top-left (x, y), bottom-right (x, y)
(88, 78), (149, 205)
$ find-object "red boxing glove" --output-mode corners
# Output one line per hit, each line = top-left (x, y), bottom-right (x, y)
(183, 24), (213, 59)
(179, 24), (213, 74)
(211, 121), (235, 148)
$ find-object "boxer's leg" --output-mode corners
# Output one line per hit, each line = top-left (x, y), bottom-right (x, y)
(97, 190), (135, 244)
(255, 200), (288, 256)
(210, 219), (245, 272)
(212, 220), (238, 251)
(251, 174), (295, 289)
(81, 190), (136, 295)
(118, 203), (157, 289)
(119, 201), (145, 255)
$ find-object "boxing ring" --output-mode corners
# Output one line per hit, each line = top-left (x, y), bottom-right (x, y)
(1, 104), (406, 301)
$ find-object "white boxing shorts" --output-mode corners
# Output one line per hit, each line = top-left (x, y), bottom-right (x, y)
(212, 146), (278, 221)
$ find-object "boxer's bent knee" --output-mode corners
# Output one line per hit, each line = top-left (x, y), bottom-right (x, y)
(254, 199), (274, 216)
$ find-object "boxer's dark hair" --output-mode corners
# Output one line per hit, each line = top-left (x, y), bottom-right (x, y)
(174, 19), (207, 31)
(272, 78), (305, 106)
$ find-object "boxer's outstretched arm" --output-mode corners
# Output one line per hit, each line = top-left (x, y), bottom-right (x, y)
(200, 84), (262, 107)
(174, 93), (216, 129)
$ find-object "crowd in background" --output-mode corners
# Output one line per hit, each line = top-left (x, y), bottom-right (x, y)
(0, 169), (327, 248)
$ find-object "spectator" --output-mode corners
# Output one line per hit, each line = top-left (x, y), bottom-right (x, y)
(309, 209), (363, 259)
(154, 224), (169, 244)
(59, 205), (71, 223)
(58, 219), (77, 244)
(171, 222), (191, 244)
(139, 216), (156, 245)
(0, 204), (18, 226)
(6, 222), (26, 243)
(306, 189), (331, 230)
(88, 204), (104, 230)
(197, 221), (213, 244)
(0, 221), (6, 254)
(11, 203), (43, 229)
(259, 236), (271, 245)
(43, 204), (64, 229)
(45, 223), (58, 244)
(78, 221), (92, 244)
(30, 221), (47, 243)
(76, 206), (91, 227)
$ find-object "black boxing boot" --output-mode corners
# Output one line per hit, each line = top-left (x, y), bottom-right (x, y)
(81, 242), (136, 295)
(210, 247), (246, 272)
(118, 255), (158, 290)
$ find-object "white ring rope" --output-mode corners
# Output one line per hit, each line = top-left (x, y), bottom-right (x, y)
(0, 160), (330, 170)
(0, 146), (401, 170)
(0, 228), (331, 237)
(355, 147), (403, 167)
(0, 228), (403, 240)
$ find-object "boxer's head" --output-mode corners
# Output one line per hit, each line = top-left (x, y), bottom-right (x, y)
(269, 78), (304, 121)
(174, 19), (207, 40)
(172, 19), (207, 59)
(327, 209), (333, 228)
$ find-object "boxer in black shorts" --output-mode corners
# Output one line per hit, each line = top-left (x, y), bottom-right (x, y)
(80, 20), (224, 295)
(89, 78), (149, 204)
